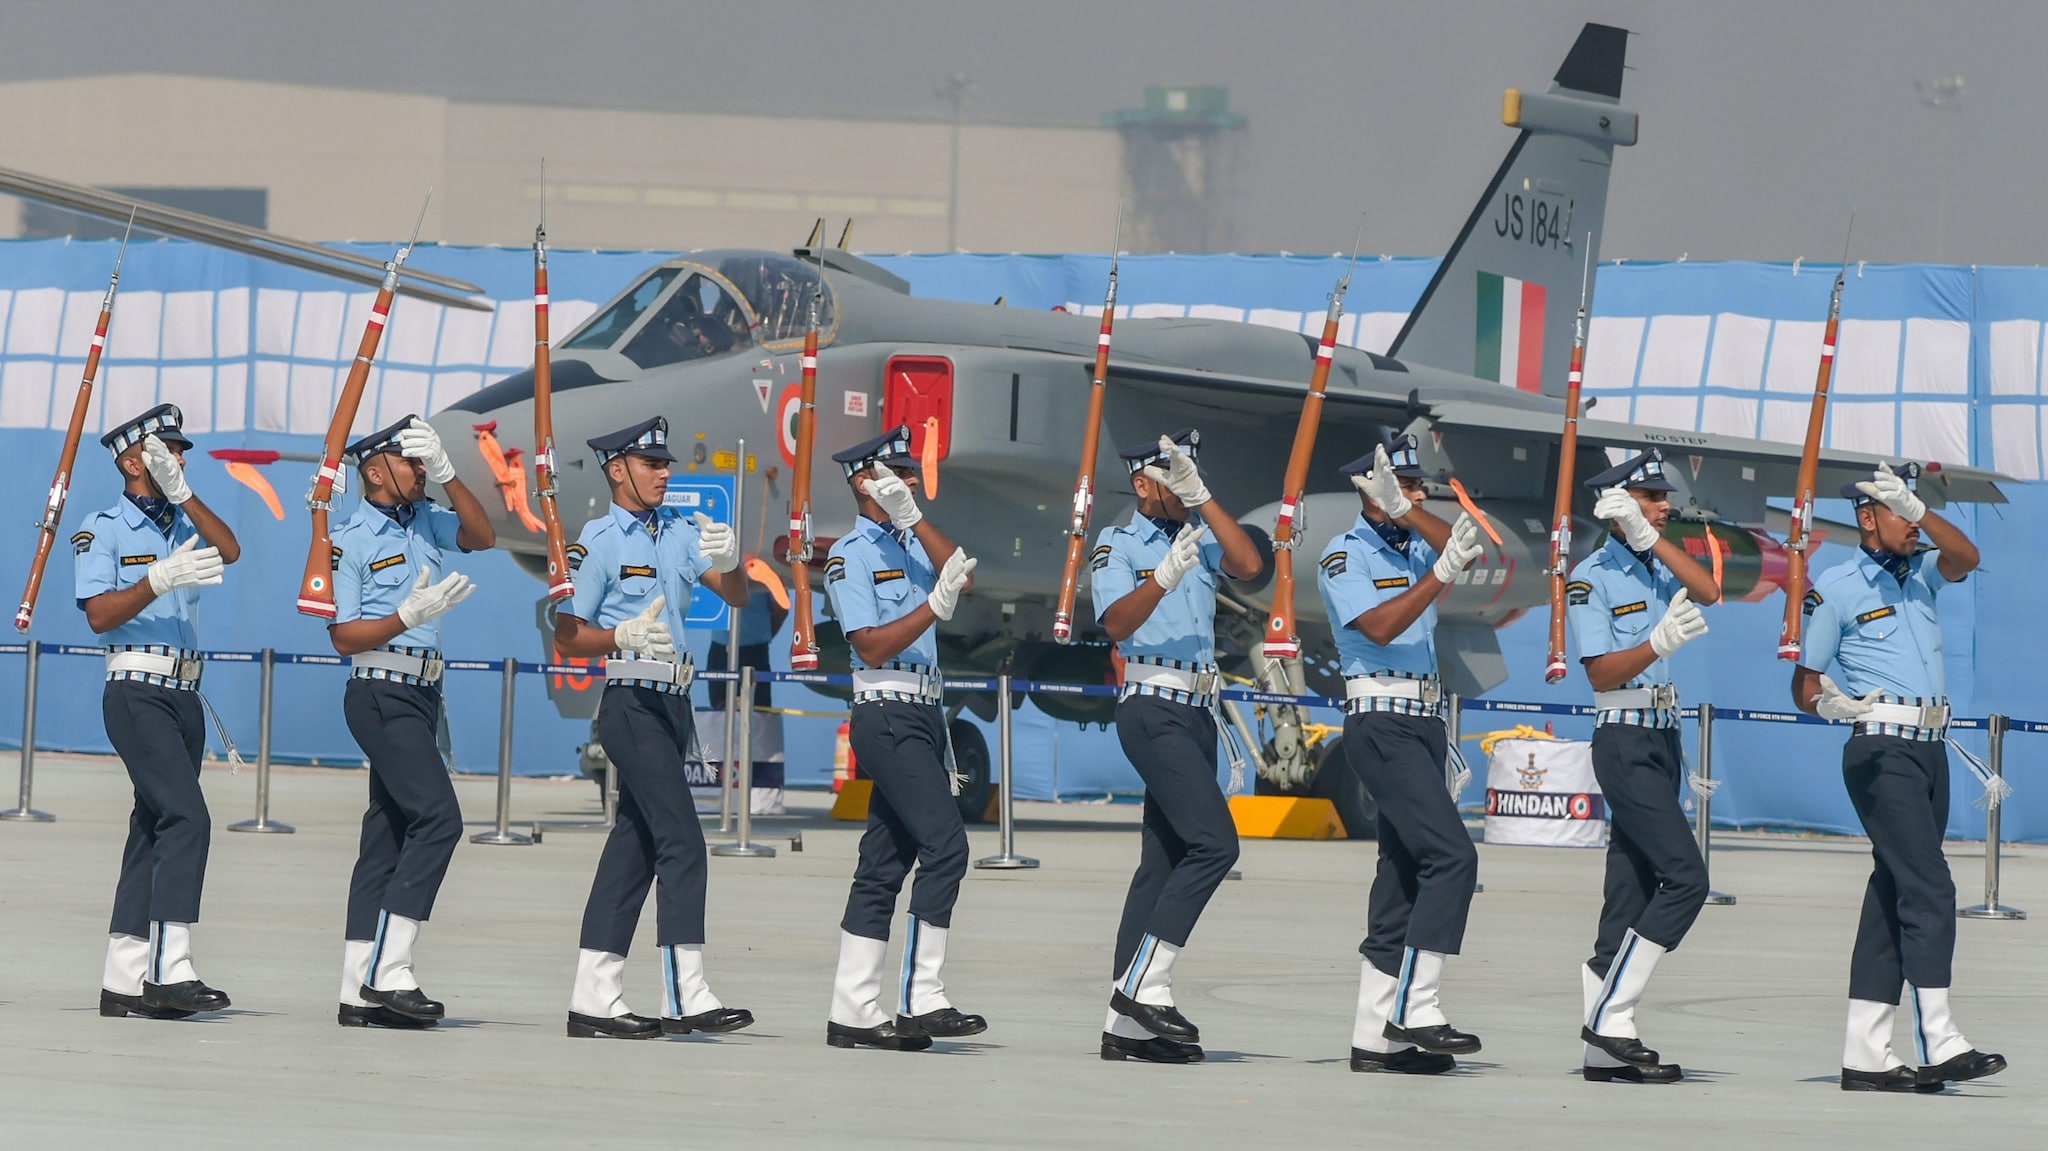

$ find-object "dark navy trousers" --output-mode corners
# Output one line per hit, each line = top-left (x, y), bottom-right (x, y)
(840, 699), (967, 939)
(1586, 723), (1708, 977)
(1343, 711), (1477, 978)
(1841, 735), (1956, 1001)
(342, 679), (464, 939)
(103, 681), (210, 934)
(581, 686), (711, 955)
(1110, 695), (1240, 980)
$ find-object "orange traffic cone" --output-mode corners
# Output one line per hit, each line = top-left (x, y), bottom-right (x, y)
(832, 721), (854, 793)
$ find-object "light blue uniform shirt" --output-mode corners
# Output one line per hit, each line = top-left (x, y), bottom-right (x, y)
(1566, 535), (1681, 685)
(1796, 550), (1952, 699)
(73, 496), (201, 650)
(566, 503), (708, 645)
(1317, 514), (1440, 677)
(825, 516), (938, 670)
(331, 500), (469, 649)
(1090, 511), (1226, 664)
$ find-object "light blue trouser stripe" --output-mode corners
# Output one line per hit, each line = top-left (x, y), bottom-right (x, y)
(1392, 947), (1417, 1025)
(1591, 934), (1638, 1032)
(899, 916), (920, 1014)
(1910, 984), (1928, 1065)
(365, 910), (390, 992)
(663, 946), (680, 1017)
(150, 921), (164, 984)
(1120, 934), (1159, 999)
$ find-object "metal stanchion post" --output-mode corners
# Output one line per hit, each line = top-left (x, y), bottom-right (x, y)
(1694, 702), (1734, 905)
(975, 673), (1039, 870)
(719, 437), (746, 835)
(472, 658), (535, 845)
(711, 666), (774, 857)
(230, 647), (293, 833)
(1, 639), (54, 822)
(1960, 713), (2023, 920)
(1446, 691), (1477, 892)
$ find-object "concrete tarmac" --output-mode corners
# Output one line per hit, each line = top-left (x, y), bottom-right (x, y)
(0, 754), (2040, 1147)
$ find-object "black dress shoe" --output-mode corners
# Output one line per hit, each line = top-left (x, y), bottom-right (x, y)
(826, 1020), (933, 1051)
(1102, 1032), (1204, 1064)
(1384, 1022), (1481, 1055)
(1842, 1065), (1943, 1093)
(1586, 1061), (1683, 1084)
(897, 1007), (988, 1039)
(1111, 990), (1199, 1042)
(1351, 1047), (1456, 1074)
(662, 1007), (755, 1035)
(567, 1011), (662, 1039)
(1580, 1027), (1658, 1067)
(361, 985), (445, 1021)
(99, 989), (196, 1020)
(1919, 1049), (2007, 1087)
(141, 980), (230, 1015)
(338, 1003), (437, 1030)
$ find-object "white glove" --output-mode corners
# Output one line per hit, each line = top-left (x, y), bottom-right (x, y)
(395, 566), (475, 629)
(1854, 463), (1925, 524)
(693, 511), (739, 573)
(397, 417), (456, 485)
(1430, 512), (1484, 584)
(612, 594), (676, 662)
(1151, 525), (1207, 591)
(1595, 485), (1661, 552)
(1141, 436), (1211, 507)
(1814, 674), (1877, 723)
(146, 536), (223, 596)
(1647, 589), (1707, 658)
(926, 548), (977, 621)
(141, 434), (192, 505)
(1349, 444), (1412, 520)
(861, 463), (923, 530)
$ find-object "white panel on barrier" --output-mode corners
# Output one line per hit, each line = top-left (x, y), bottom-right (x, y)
(1834, 319), (1901, 395)
(439, 306), (491, 364)
(1634, 392), (1699, 433)
(377, 369), (432, 427)
(255, 289), (297, 356)
(110, 291), (163, 359)
(340, 293), (379, 362)
(1900, 401), (1967, 464)
(488, 300), (537, 368)
(554, 300), (599, 334)
(1987, 319), (2042, 395)
(1639, 314), (1710, 390)
(77, 361), (104, 432)
(162, 291), (214, 360)
(383, 302), (442, 365)
(429, 370), (484, 413)
(58, 292), (99, 357)
(5, 288), (63, 356)
(216, 363), (247, 433)
(254, 361), (288, 432)
(1705, 313), (1768, 393)
(1483, 738), (1604, 848)
(1187, 303), (1243, 323)
(1763, 319), (1823, 393)
(0, 360), (54, 429)
(102, 365), (159, 427)
(1989, 406), (2038, 481)
(1759, 398), (1810, 446)
(216, 288), (251, 360)
(1129, 303), (1184, 320)
(1582, 316), (1643, 390)
(1357, 311), (1406, 354)
(1247, 308), (1304, 332)
(1700, 394), (1758, 438)
(287, 364), (336, 435)
(1828, 400), (1896, 456)
(0, 291), (11, 356)
(160, 365), (213, 433)
(292, 292), (346, 362)
(1334, 313), (1357, 347)
(1903, 318), (1968, 395)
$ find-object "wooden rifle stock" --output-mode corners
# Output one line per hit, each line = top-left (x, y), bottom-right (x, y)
(787, 285), (822, 671)
(295, 193), (431, 618)
(15, 214), (133, 633)
(1544, 238), (1594, 683)
(1778, 267), (1849, 660)
(1261, 267), (1354, 659)
(533, 173), (574, 601)
(1051, 251), (1119, 645)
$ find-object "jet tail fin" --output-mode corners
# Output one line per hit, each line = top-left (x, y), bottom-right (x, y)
(1386, 22), (1635, 399)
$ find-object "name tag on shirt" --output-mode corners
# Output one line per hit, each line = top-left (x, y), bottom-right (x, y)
(369, 553), (407, 573)
(620, 564), (656, 579)
(1612, 601), (1648, 617)
(1135, 568), (1155, 581)
(1372, 576), (1411, 590)
(873, 569), (905, 583)
(121, 554), (157, 567)
(1856, 605), (1897, 624)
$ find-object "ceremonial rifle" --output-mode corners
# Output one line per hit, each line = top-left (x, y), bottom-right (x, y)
(1777, 215), (1855, 661)
(1051, 210), (1121, 645)
(1262, 222), (1364, 659)
(14, 210), (134, 633)
(295, 192), (432, 618)
(532, 166), (574, 601)
(1544, 235), (1595, 683)
(787, 264), (824, 672)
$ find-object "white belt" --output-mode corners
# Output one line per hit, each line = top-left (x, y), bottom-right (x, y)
(106, 650), (203, 682)
(1865, 701), (1950, 730)
(351, 649), (445, 683)
(852, 666), (941, 702)
(1344, 675), (1441, 704)
(604, 657), (695, 688)
(1594, 685), (1679, 712)
(1126, 663), (1220, 697)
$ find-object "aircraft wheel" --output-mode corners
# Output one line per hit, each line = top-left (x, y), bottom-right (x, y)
(947, 718), (995, 824)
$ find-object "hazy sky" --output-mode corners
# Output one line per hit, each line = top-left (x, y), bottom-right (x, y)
(5, 0), (2042, 263)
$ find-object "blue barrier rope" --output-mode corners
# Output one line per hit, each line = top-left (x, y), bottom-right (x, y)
(3, 640), (2040, 732)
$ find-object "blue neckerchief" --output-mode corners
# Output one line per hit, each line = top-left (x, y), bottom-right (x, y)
(890, 527), (913, 550)
(1862, 545), (1911, 585)
(126, 493), (176, 535)
(1369, 517), (1412, 557)
(1626, 542), (1658, 572)
(1145, 513), (1187, 542)
(629, 507), (659, 538)
(368, 498), (416, 530)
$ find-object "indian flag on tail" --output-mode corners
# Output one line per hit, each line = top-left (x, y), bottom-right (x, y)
(1475, 271), (1547, 392)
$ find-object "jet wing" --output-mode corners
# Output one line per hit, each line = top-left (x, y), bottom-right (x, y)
(1108, 359), (1415, 422)
(1424, 399), (2008, 522)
